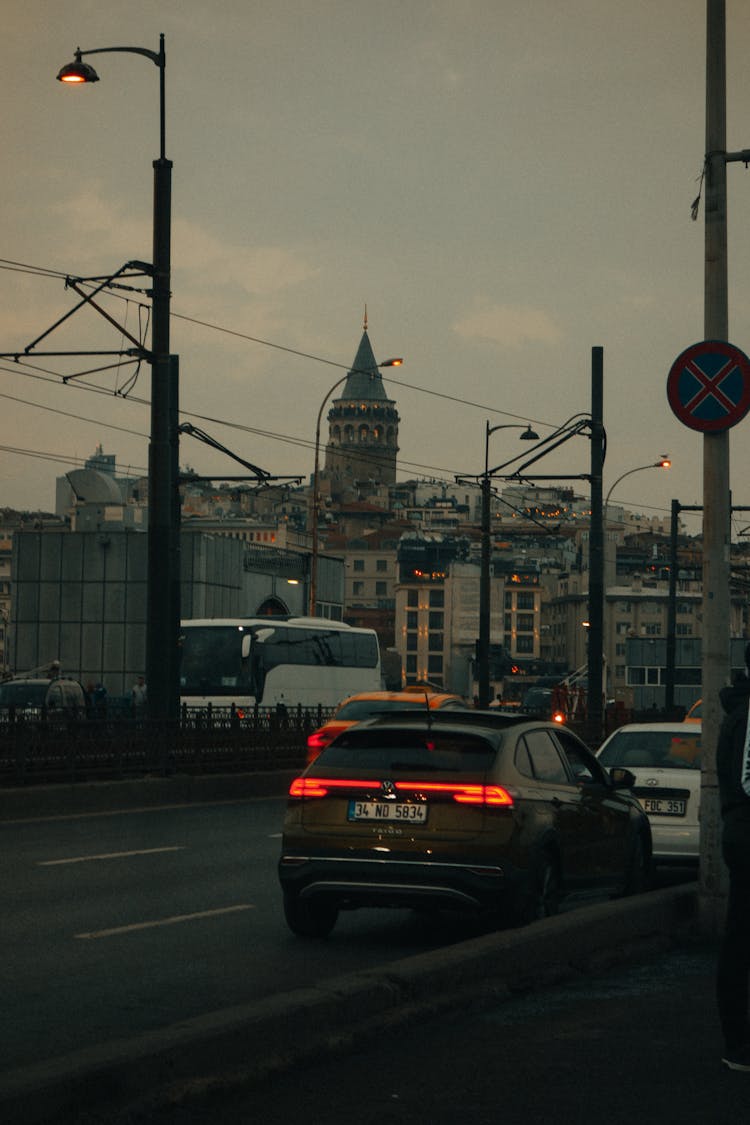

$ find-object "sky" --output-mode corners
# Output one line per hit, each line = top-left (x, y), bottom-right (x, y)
(3, 1), (750, 538)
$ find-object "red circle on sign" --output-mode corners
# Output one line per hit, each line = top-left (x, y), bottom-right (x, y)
(667, 340), (750, 432)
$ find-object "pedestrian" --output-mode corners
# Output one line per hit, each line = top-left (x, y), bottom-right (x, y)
(131, 675), (147, 714)
(716, 643), (750, 1071)
(93, 682), (108, 715)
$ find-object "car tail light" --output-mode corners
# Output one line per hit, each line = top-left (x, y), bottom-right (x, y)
(306, 731), (332, 751)
(289, 777), (375, 799)
(396, 781), (514, 807)
(288, 777), (513, 807)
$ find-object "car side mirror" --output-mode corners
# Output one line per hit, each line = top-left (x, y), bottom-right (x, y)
(609, 766), (636, 789)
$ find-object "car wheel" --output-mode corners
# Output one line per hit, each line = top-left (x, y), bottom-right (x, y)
(621, 831), (652, 897)
(511, 850), (561, 926)
(283, 892), (338, 938)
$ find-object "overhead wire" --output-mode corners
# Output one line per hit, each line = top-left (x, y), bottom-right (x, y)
(0, 256), (675, 515)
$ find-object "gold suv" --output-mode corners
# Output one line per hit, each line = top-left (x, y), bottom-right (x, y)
(279, 711), (651, 937)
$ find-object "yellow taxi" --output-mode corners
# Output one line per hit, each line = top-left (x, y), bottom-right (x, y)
(305, 687), (468, 764)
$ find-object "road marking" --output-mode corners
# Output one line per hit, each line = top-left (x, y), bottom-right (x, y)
(38, 846), (185, 866)
(74, 903), (255, 940)
(2, 794), (285, 826)
(268, 832), (282, 838)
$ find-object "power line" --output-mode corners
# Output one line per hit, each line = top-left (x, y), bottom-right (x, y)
(0, 257), (544, 427)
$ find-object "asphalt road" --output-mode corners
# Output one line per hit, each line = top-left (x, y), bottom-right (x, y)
(0, 795), (526, 1076)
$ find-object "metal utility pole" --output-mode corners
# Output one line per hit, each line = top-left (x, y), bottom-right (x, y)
(56, 35), (179, 723)
(478, 469), (492, 708)
(701, 0), (731, 934)
(477, 423), (538, 708)
(586, 347), (605, 745)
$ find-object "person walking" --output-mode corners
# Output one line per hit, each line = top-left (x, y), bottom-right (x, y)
(716, 644), (750, 1071)
(131, 675), (147, 715)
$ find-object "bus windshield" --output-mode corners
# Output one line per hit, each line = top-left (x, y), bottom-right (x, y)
(179, 625), (252, 696)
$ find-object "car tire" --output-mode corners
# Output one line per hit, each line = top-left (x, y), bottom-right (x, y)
(511, 849), (561, 926)
(620, 831), (652, 897)
(283, 892), (338, 938)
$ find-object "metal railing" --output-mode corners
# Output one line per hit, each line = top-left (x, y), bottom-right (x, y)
(0, 704), (335, 787)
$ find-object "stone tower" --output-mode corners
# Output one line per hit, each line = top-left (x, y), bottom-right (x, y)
(322, 322), (399, 494)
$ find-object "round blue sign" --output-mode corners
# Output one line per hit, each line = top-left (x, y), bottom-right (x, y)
(667, 340), (750, 432)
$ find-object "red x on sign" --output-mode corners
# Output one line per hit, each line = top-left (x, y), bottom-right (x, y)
(667, 340), (750, 432)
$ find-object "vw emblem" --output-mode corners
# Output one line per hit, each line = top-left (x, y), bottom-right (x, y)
(646, 778), (659, 787)
(381, 780), (397, 800)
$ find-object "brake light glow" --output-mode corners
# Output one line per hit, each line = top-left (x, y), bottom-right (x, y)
(396, 781), (513, 806)
(306, 731), (332, 750)
(289, 777), (375, 799)
(288, 777), (514, 806)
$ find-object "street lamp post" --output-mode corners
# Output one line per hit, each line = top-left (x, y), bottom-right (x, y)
(602, 457), (671, 708)
(603, 457), (672, 573)
(58, 35), (179, 723)
(308, 358), (402, 616)
(478, 422), (538, 708)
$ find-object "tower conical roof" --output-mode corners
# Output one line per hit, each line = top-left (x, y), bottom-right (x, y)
(340, 331), (389, 401)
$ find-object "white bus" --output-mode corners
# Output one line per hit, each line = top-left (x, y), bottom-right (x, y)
(179, 616), (381, 712)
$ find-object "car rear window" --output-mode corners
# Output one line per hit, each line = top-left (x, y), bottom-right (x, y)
(316, 729), (498, 772)
(598, 729), (702, 770)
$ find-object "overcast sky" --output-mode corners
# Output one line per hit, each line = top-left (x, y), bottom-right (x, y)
(4, 1), (750, 537)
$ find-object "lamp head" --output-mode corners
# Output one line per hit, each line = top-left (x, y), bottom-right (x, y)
(521, 425), (539, 441)
(379, 357), (403, 368)
(657, 456), (671, 469)
(57, 50), (99, 84)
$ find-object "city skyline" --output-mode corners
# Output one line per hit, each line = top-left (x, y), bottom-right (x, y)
(4, 2), (750, 538)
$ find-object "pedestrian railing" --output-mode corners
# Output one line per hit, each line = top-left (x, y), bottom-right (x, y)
(0, 704), (335, 787)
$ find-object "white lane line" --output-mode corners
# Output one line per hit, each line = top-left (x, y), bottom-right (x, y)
(268, 832), (282, 838)
(74, 903), (255, 940)
(38, 846), (185, 867)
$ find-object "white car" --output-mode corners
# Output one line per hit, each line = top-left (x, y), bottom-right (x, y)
(596, 722), (702, 864)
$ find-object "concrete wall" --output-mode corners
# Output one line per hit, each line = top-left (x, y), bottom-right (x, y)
(9, 530), (339, 696)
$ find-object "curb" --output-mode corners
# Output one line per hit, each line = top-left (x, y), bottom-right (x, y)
(0, 883), (700, 1123)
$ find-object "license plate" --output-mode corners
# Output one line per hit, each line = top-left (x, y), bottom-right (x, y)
(641, 797), (687, 817)
(348, 800), (428, 824)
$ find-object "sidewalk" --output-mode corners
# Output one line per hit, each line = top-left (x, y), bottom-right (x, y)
(191, 943), (741, 1125)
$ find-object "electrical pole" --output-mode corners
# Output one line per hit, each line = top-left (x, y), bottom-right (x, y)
(587, 347), (605, 745)
(700, 0), (731, 935)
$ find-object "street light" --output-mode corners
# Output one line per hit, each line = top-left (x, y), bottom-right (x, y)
(57, 35), (179, 723)
(477, 422), (539, 708)
(604, 458), (671, 515)
(308, 358), (403, 616)
(603, 456), (672, 576)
